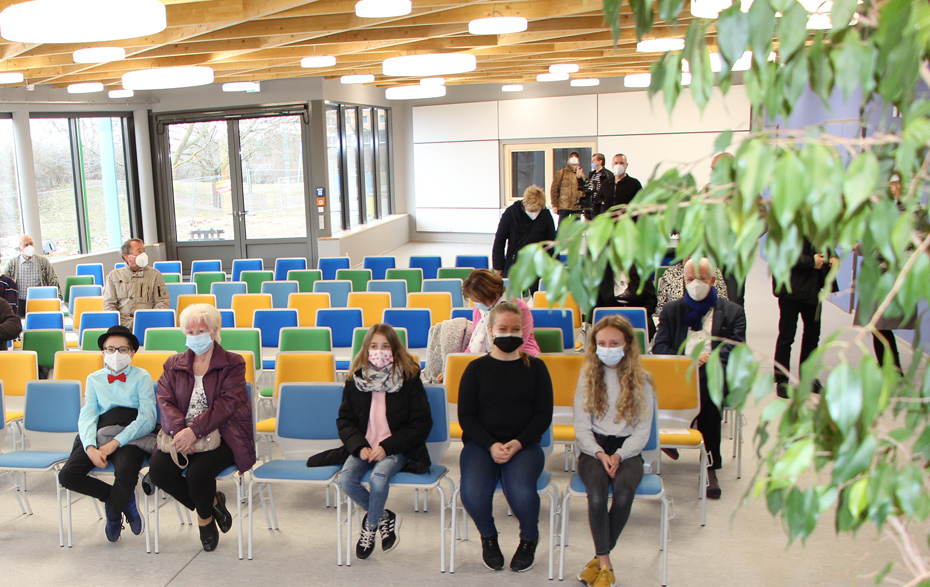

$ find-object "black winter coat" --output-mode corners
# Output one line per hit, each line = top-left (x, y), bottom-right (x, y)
(492, 200), (556, 276)
(772, 239), (834, 304)
(336, 373), (433, 474)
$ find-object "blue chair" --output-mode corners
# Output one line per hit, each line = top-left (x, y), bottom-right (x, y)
(190, 259), (222, 277)
(247, 382), (346, 561)
(382, 308), (431, 349)
(166, 282), (197, 311)
(79, 311), (119, 344)
(114, 262), (126, 270)
(422, 278), (465, 307)
(363, 256), (395, 280)
(220, 309), (236, 328)
(68, 284), (102, 315)
(232, 259), (264, 282)
(451, 308), (472, 320)
(261, 281), (299, 309)
(0, 380), (82, 547)
(454, 255), (489, 270)
(409, 256), (442, 280)
(252, 308), (299, 369)
(26, 286), (59, 300)
(153, 260), (182, 275)
(274, 257), (308, 282)
(211, 281), (248, 309)
(75, 263), (104, 286)
(312, 280), (352, 307)
(531, 308), (574, 350)
(24, 311), (64, 330)
(367, 279), (407, 307)
(318, 257), (350, 281)
(315, 308), (363, 370)
(592, 307), (649, 331)
(132, 309), (176, 347)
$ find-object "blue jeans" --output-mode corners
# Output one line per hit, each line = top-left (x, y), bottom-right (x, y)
(339, 453), (409, 528)
(459, 441), (544, 541)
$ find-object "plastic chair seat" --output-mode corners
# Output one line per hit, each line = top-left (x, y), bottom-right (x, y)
(6, 410), (24, 422)
(251, 461), (341, 482)
(552, 424), (575, 442)
(0, 450), (71, 470)
(567, 471), (664, 497)
(255, 418), (275, 433)
(660, 429), (704, 446)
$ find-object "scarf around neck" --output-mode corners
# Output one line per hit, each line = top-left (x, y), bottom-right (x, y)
(683, 286), (718, 331)
(354, 364), (403, 393)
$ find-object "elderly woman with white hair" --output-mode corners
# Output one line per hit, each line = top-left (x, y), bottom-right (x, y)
(492, 185), (556, 283)
(148, 303), (255, 552)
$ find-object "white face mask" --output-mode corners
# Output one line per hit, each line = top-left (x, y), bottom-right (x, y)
(568, 157), (579, 165)
(613, 164), (626, 176)
(525, 209), (540, 220)
(104, 352), (132, 373)
(134, 252), (149, 268)
(686, 279), (711, 301)
(22, 245), (35, 258)
(596, 346), (625, 367)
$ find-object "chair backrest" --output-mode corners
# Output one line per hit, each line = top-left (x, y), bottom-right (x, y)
(26, 286), (59, 301)
(312, 280), (352, 307)
(153, 260), (182, 275)
(75, 263), (104, 286)
(350, 326), (408, 359)
(176, 294), (217, 324)
(633, 328), (648, 354)
(382, 308), (431, 348)
(68, 284), (103, 315)
(133, 309), (177, 346)
(641, 355), (700, 432)
(231, 258), (263, 282)
(23, 380), (82, 451)
(192, 271), (227, 295)
(408, 292), (453, 325)
(79, 311), (120, 344)
(261, 280), (299, 308)
(539, 354), (584, 408)
(287, 269), (322, 292)
(436, 267), (472, 282)
(220, 328), (262, 372)
(22, 329), (66, 369)
(25, 298), (61, 314)
(252, 308), (299, 348)
(423, 384), (451, 465)
(363, 256), (396, 280)
(72, 295), (104, 331)
(530, 308), (574, 350)
(451, 308), (472, 320)
(335, 268), (372, 292)
(409, 256), (441, 280)
(0, 351), (38, 399)
(347, 291), (392, 327)
(454, 255), (489, 269)
(143, 327), (187, 353)
(591, 307), (649, 331)
(385, 268), (423, 293)
(166, 282), (197, 311)
(534, 328), (564, 353)
(53, 351), (104, 395)
(233, 351), (256, 385)
(317, 256), (351, 280)
(422, 278), (465, 307)
(81, 328), (108, 350)
(274, 257), (308, 281)
(287, 292), (331, 327)
(315, 308), (363, 349)
(114, 262), (125, 270)
(641, 400), (661, 470)
(24, 311), (64, 330)
(190, 259), (222, 276)
(275, 382), (344, 458)
(230, 293), (273, 328)
(273, 352), (338, 399)
(211, 281), (248, 309)
(241, 270), (274, 294)
(161, 273), (182, 283)
(220, 309), (235, 328)
(534, 291), (583, 329)
(443, 353), (481, 405)
(132, 351), (176, 382)
(366, 279), (407, 307)
(279, 326), (333, 352)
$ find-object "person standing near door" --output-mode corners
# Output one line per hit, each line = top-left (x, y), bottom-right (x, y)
(103, 238), (170, 331)
(550, 152), (584, 225)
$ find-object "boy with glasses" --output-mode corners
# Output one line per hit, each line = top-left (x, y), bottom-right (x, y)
(58, 325), (158, 542)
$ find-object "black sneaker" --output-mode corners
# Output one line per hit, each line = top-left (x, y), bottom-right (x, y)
(510, 538), (537, 572)
(104, 502), (123, 542)
(199, 519), (219, 552)
(213, 491), (232, 534)
(481, 533), (505, 571)
(378, 509), (401, 552)
(706, 468), (722, 499)
(775, 383), (789, 399)
(123, 492), (144, 536)
(811, 379), (823, 394)
(356, 514), (377, 560)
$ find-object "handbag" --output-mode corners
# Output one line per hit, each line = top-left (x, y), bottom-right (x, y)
(156, 423), (221, 468)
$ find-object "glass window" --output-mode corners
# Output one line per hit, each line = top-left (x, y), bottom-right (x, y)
(78, 117), (132, 252)
(30, 118), (80, 257)
(168, 121), (233, 242)
(343, 107), (361, 229)
(325, 107), (343, 232)
(377, 109), (391, 217)
(361, 108), (376, 222)
(511, 151), (546, 201)
(0, 118), (21, 261)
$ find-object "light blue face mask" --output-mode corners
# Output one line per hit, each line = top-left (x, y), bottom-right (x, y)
(596, 346), (625, 367)
(474, 302), (491, 312)
(186, 332), (214, 355)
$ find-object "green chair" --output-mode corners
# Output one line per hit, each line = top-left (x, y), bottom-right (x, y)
(161, 273), (182, 283)
(64, 275), (94, 304)
(287, 269), (323, 293)
(193, 271), (226, 295)
(437, 267), (473, 282)
(335, 268), (372, 292)
(534, 328), (565, 354)
(279, 326), (332, 352)
(81, 328), (108, 351)
(350, 326), (408, 360)
(221, 328), (263, 378)
(385, 268), (423, 294)
(634, 328), (648, 354)
(241, 270), (274, 294)
(22, 329), (66, 370)
(144, 327), (187, 353)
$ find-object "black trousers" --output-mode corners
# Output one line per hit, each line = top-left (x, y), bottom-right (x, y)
(558, 209), (582, 226)
(697, 367), (724, 470)
(577, 444), (644, 556)
(148, 440), (235, 520)
(873, 330), (901, 369)
(774, 298), (821, 384)
(58, 435), (146, 511)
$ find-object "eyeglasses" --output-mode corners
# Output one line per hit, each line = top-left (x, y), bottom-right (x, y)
(103, 346), (132, 355)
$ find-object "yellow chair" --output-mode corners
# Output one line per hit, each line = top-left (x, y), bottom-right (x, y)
(443, 353), (481, 440)
(287, 292), (330, 327)
(71, 296), (104, 334)
(53, 351), (104, 395)
(231, 293), (272, 328)
(0, 351), (38, 446)
(408, 292), (453, 325)
(26, 298), (61, 314)
(132, 350), (177, 383)
(642, 355), (708, 526)
(255, 351), (337, 435)
(347, 291), (392, 328)
(534, 291), (583, 329)
(176, 294), (217, 325)
(231, 350), (256, 385)
(539, 354), (584, 471)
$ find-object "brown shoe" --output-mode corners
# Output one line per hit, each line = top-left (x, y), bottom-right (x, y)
(707, 468), (721, 499)
(661, 448), (680, 460)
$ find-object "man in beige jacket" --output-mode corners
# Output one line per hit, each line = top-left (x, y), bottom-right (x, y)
(549, 151), (583, 226)
(103, 238), (169, 331)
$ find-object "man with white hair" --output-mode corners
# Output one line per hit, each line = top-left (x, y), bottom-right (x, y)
(3, 234), (60, 317)
(653, 257), (746, 499)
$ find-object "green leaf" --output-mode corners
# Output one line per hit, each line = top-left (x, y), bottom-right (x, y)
(629, 0), (656, 40)
(829, 0), (858, 33)
(716, 5), (750, 67)
(772, 437), (815, 479)
(894, 465), (925, 517)
(847, 477), (869, 518)
(777, 1), (809, 63)
(808, 34), (835, 105)
(735, 139), (777, 199)
(705, 348), (724, 411)
(586, 213), (615, 258)
(842, 151), (879, 213)
(874, 561), (894, 585)
(831, 432), (876, 485)
(724, 343), (755, 409)
(831, 31), (867, 99)
(603, 0), (623, 45)
(748, 0), (777, 68)
(825, 363), (863, 436)
(657, 0), (683, 23)
(770, 150), (806, 229)
(785, 486), (819, 543)
(714, 130), (733, 155)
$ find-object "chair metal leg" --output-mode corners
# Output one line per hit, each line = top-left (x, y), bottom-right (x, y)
(449, 488), (459, 573)
(558, 492), (570, 581)
(700, 446), (708, 526)
(143, 489), (151, 554)
(247, 478), (254, 560)
(547, 483), (559, 580)
(414, 488), (420, 512)
(335, 483), (344, 567)
(235, 475), (245, 560)
(56, 479), (64, 547)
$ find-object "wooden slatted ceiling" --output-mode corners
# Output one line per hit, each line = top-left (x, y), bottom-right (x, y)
(0, 0), (700, 89)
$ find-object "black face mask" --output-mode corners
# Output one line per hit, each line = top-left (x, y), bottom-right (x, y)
(493, 334), (523, 353)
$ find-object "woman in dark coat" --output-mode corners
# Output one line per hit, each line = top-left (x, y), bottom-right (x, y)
(492, 185), (556, 280)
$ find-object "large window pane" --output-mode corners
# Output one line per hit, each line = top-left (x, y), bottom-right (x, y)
(168, 121), (233, 242)
(326, 107), (343, 232)
(0, 119), (21, 261)
(343, 107), (361, 229)
(377, 109), (390, 217)
(78, 117), (131, 252)
(511, 151), (546, 201)
(361, 108), (376, 222)
(31, 118), (79, 257)
(238, 116), (307, 239)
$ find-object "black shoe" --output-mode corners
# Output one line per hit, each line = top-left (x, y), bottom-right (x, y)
(199, 519), (219, 552)
(775, 383), (789, 399)
(123, 492), (144, 536)
(378, 509), (401, 552)
(356, 514), (377, 560)
(811, 379), (823, 394)
(104, 502), (123, 542)
(481, 533), (505, 571)
(510, 538), (538, 572)
(706, 468), (722, 499)
(661, 448), (680, 460)
(141, 472), (155, 496)
(213, 491), (232, 534)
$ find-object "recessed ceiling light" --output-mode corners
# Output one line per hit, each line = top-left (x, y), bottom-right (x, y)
(501, 84), (523, 92)
(108, 89), (133, 98)
(122, 66), (214, 90)
(301, 56), (337, 68)
(420, 77), (446, 86)
(383, 53), (477, 77)
(67, 82), (104, 94)
(536, 72), (569, 82)
(624, 73), (651, 88)
(73, 47), (126, 63)
(467, 16), (528, 35)
(0, 0), (166, 43)
(355, 0), (411, 18)
(549, 63), (579, 74)
(690, 0), (754, 18)
(0, 72), (25, 84)
(570, 78), (600, 87)
(385, 85), (446, 100)
(341, 74), (375, 84)
(636, 38), (685, 53)
(223, 81), (260, 92)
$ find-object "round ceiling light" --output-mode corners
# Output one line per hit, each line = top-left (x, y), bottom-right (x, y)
(636, 38), (685, 53)
(549, 63), (579, 74)
(0, 72), (24, 84)
(73, 47), (126, 63)
(341, 74), (375, 84)
(301, 56), (337, 68)
(223, 81), (260, 92)
(122, 66), (214, 90)
(355, 0), (411, 18)
(467, 16), (528, 35)
(501, 84), (523, 92)
(382, 53), (476, 77)
(67, 82), (104, 94)
(536, 72), (568, 82)
(385, 85), (446, 100)
(420, 77), (446, 86)
(624, 73), (651, 88)
(570, 78), (600, 87)
(108, 89), (133, 98)
(0, 0), (166, 43)
(690, 0), (754, 18)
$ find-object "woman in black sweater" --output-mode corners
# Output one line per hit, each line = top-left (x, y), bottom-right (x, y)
(492, 185), (556, 280)
(458, 302), (553, 573)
